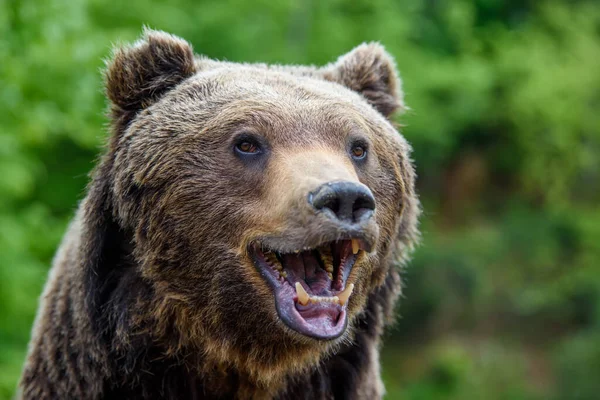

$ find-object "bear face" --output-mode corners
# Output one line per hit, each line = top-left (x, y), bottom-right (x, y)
(21, 29), (419, 398)
(99, 30), (419, 386)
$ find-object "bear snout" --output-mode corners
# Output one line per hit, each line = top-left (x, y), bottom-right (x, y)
(309, 181), (375, 226)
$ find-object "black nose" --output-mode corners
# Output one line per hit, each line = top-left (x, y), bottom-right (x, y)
(309, 181), (375, 224)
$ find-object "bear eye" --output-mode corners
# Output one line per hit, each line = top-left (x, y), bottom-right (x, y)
(234, 135), (263, 157)
(236, 141), (259, 154)
(350, 144), (367, 160)
(233, 133), (267, 161)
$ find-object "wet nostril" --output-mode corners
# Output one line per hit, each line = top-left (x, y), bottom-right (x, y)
(328, 198), (340, 216)
(352, 196), (375, 223)
(310, 181), (375, 224)
(353, 196), (375, 214)
(311, 191), (339, 216)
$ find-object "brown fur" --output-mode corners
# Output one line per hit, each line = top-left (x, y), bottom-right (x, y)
(19, 29), (419, 399)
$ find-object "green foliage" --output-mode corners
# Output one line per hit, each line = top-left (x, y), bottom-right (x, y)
(1, 0), (599, 398)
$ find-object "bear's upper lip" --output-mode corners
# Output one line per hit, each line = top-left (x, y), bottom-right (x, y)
(248, 235), (371, 340)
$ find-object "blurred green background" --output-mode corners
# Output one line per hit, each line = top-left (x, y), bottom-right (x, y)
(1, 0), (599, 398)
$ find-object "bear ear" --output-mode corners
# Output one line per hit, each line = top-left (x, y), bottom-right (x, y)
(105, 28), (197, 128)
(325, 43), (405, 118)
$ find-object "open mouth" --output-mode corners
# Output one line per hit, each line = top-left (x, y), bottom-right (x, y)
(250, 238), (369, 340)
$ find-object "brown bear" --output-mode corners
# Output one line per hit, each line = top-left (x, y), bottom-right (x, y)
(19, 29), (419, 399)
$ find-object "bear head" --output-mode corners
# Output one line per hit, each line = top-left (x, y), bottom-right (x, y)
(85, 29), (419, 389)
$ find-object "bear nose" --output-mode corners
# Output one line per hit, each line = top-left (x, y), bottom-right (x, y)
(309, 181), (376, 224)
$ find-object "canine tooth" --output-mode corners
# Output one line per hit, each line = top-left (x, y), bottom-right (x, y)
(352, 239), (359, 255)
(281, 271), (287, 278)
(337, 283), (354, 306)
(327, 272), (333, 281)
(295, 282), (309, 306)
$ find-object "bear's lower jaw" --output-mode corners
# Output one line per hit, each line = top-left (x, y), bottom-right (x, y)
(249, 239), (368, 340)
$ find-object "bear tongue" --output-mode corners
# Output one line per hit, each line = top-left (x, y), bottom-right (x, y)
(280, 252), (331, 296)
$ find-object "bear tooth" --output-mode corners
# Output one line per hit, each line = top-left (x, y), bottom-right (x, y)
(351, 239), (359, 255)
(327, 272), (333, 281)
(295, 282), (309, 306)
(265, 252), (283, 271)
(337, 283), (354, 306)
(319, 247), (334, 273)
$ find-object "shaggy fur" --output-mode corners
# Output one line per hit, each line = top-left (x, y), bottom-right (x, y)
(19, 29), (419, 399)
